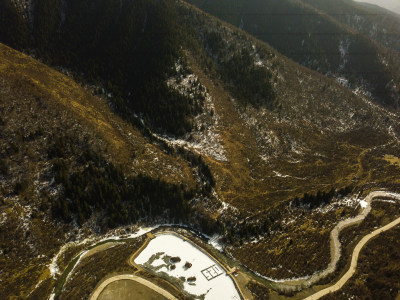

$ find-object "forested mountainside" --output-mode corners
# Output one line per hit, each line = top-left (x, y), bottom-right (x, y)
(186, 0), (400, 109)
(1, 0), (197, 136)
(300, 0), (400, 53)
(1, 0), (399, 211)
(0, 41), (220, 298)
(1, 0), (277, 137)
(1, 0), (400, 298)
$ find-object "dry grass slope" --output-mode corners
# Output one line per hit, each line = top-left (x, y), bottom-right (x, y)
(0, 42), (196, 299)
(0, 43), (196, 186)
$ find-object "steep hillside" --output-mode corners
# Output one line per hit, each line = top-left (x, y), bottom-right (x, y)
(301, 0), (400, 54)
(0, 42), (218, 298)
(186, 0), (400, 109)
(173, 2), (400, 211)
(1, 0), (206, 136)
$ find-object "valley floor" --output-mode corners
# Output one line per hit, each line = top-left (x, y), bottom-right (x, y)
(44, 190), (400, 300)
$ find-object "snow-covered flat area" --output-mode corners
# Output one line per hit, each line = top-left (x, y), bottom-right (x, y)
(359, 199), (368, 208)
(134, 234), (240, 300)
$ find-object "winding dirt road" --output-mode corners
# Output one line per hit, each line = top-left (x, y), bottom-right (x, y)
(273, 191), (400, 291)
(64, 192), (400, 300)
(302, 191), (400, 287)
(89, 274), (178, 300)
(305, 210), (400, 299)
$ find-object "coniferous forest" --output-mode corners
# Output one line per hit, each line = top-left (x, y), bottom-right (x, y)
(0, 0), (276, 136)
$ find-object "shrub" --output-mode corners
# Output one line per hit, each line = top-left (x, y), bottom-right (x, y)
(0, 159), (8, 176)
(170, 256), (181, 263)
(15, 179), (29, 194)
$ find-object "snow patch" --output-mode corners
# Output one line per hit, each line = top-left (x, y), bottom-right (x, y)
(338, 38), (350, 70)
(165, 61), (227, 161)
(359, 199), (368, 209)
(48, 291), (55, 300)
(273, 171), (290, 178)
(135, 233), (240, 299)
(239, 14), (244, 30)
(0, 212), (7, 225)
(336, 77), (350, 88)
(208, 234), (224, 252)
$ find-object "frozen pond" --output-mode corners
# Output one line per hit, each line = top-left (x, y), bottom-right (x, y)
(134, 234), (240, 300)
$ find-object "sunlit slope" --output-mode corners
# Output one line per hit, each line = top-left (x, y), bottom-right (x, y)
(0, 42), (199, 298)
(0, 42), (195, 186)
(2, 0), (400, 216)
(178, 3), (400, 214)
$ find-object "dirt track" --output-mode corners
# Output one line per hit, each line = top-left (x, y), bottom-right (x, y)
(269, 191), (400, 296)
(89, 274), (178, 300)
(301, 191), (400, 287)
(305, 211), (400, 299)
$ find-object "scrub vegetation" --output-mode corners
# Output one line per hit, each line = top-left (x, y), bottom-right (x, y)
(187, 0), (400, 108)
(59, 238), (144, 300)
(320, 201), (400, 300)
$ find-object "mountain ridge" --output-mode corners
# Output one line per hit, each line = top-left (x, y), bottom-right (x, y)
(187, 0), (400, 109)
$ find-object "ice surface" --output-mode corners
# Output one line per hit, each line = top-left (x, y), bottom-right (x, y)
(135, 234), (240, 299)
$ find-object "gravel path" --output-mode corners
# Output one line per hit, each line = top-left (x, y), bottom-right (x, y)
(89, 274), (178, 300)
(272, 191), (400, 293)
(305, 209), (400, 299)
